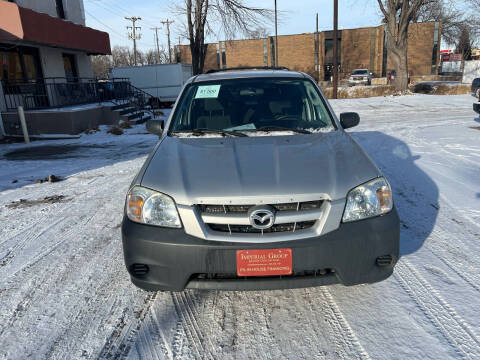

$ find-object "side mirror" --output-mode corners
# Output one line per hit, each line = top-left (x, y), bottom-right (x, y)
(146, 119), (164, 136)
(340, 112), (360, 129)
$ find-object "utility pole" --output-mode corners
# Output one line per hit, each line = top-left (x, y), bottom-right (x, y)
(161, 19), (174, 63)
(125, 16), (142, 66)
(315, 13), (319, 82)
(333, 0), (338, 99)
(274, 0), (279, 67)
(151, 26), (161, 63)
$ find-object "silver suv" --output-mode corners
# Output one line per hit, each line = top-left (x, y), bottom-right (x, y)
(122, 68), (399, 291)
(349, 69), (372, 86)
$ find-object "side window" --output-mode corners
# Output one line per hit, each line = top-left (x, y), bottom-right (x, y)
(304, 81), (329, 123)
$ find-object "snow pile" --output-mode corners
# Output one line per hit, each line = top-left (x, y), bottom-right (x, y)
(0, 95), (479, 359)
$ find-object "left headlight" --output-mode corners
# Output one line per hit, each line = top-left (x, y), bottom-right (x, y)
(342, 177), (393, 223)
(126, 186), (181, 228)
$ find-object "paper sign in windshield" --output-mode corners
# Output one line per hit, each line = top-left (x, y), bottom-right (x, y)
(195, 85), (221, 99)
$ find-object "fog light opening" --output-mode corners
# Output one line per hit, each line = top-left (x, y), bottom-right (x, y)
(376, 255), (394, 267)
(130, 263), (149, 276)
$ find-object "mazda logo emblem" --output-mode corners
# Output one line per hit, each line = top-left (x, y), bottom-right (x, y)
(248, 205), (276, 230)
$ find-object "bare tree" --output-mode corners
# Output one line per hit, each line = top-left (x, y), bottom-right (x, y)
(178, 0), (273, 74)
(377, 0), (427, 91)
(249, 27), (269, 39)
(468, 0), (480, 10)
(416, 0), (479, 49)
(111, 46), (136, 67)
(91, 55), (112, 78)
(456, 25), (472, 61)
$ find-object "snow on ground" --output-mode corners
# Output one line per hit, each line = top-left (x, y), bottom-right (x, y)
(0, 95), (479, 359)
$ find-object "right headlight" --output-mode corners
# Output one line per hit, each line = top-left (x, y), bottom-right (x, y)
(126, 186), (181, 228)
(342, 177), (393, 223)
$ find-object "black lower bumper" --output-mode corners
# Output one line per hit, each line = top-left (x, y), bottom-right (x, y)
(121, 208), (400, 291)
(474, 102), (480, 114)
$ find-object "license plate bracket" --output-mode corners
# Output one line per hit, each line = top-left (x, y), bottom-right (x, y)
(236, 249), (292, 277)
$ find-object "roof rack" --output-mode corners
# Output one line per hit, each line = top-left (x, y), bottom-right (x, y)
(205, 66), (290, 74)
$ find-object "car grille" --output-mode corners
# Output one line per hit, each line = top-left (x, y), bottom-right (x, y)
(208, 221), (316, 233)
(198, 201), (324, 234)
(199, 201), (322, 214)
(191, 268), (335, 280)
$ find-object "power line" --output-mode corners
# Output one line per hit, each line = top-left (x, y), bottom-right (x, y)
(151, 27), (162, 63)
(84, 9), (126, 39)
(125, 16), (142, 66)
(85, 0), (158, 48)
(92, 0), (159, 28)
(161, 19), (174, 63)
(85, 0), (127, 18)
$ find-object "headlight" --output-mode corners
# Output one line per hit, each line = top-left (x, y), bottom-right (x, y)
(342, 177), (393, 222)
(126, 186), (181, 228)
(349, 77), (353, 80)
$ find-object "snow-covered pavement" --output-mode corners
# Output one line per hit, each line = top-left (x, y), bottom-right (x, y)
(0, 95), (479, 359)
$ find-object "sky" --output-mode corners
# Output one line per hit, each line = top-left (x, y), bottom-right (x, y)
(83, 0), (383, 52)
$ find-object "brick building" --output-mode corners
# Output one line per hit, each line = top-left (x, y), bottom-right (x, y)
(175, 22), (441, 80)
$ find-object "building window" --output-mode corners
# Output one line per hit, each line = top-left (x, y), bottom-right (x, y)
(270, 37), (275, 67)
(263, 39), (268, 66)
(63, 54), (78, 82)
(0, 46), (42, 83)
(56, 0), (66, 19)
(431, 22), (440, 75)
(221, 42), (226, 69)
(216, 44), (220, 69)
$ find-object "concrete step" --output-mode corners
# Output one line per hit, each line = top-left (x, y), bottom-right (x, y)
(130, 114), (151, 125)
(116, 107), (136, 115)
(123, 111), (145, 121)
(110, 102), (132, 111)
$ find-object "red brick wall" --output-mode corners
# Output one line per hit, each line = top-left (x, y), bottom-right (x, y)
(277, 34), (315, 77)
(176, 22), (439, 77)
(224, 39), (265, 68)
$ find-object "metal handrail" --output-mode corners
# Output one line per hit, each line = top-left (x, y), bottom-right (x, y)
(1, 77), (140, 111)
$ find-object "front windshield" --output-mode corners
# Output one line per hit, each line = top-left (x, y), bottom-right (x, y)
(352, 70), (368, 75)
(168, 78), (335, 134)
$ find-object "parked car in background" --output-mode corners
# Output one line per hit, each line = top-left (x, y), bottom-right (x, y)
(472, 78), (480, 99)
(122, 68), (400, 292)
(349, 69), (372, 86)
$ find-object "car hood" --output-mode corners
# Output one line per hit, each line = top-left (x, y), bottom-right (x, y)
(140, 132), (381, 205)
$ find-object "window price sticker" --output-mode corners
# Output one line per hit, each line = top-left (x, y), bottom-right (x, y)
(195, 85), (221, 98)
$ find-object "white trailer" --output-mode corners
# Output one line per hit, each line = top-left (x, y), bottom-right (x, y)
(462, 60), (480, 84)
(110, 63), (193, 104)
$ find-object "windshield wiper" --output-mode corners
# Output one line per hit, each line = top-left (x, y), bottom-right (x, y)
(254, 126), (312, 134)
(172, 128), (247, 137)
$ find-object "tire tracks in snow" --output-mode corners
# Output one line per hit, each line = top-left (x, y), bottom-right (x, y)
(427, 228), (480, 294)
(171, 291), (217, 360)
(0, 215), (68, 267)
(98, 292), (158, 360)
(394, 259), (480, 358)
(318, 288), (371, 360)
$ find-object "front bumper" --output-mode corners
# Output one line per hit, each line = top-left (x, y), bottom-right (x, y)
(474, 102), (480, 114)
(122, 208), (400, 291)
(349, 79), (369, 86)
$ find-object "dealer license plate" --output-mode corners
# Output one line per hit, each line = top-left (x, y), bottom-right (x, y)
(236, 249), (292, 277)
